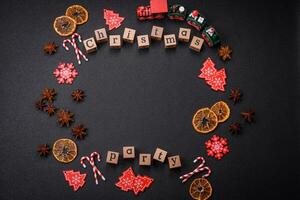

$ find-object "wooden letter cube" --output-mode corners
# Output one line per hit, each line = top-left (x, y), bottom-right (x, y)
(137, 35), (150, 49)
(168, 155), (182, 169)
(153, 148), (168, 163)
(123, 28), (136, 43)
(164, 34), (177, 48)
(178, 28), (191, 42)
(139, 153), (152, 166)
(83, 37), (97, 53)
(151, 26), (164, 41)
(106, 151), (119, 164)
(123, 146), (135, 159)
(94, 28), (108, 43)
(189, 36), (204, 52)
(109, 35), (122, 49)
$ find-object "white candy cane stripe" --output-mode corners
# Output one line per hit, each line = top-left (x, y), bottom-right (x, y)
(179, 156), (211, 183)
(62, 33), (88, 65)
(80, 152), (105, 185)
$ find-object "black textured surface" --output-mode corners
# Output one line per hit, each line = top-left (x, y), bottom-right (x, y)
(0, 0), (299, 199)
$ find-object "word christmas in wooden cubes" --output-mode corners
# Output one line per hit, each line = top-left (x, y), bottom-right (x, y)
(82, 26), (204, 53)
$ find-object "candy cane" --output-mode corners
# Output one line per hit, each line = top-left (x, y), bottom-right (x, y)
(80, 151), (105, 185)
(62, 33), (88, 65)
(179, 156), (211, 183)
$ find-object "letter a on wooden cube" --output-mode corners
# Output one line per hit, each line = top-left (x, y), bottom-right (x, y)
(178, 28), (191, 42)
(153, 148), (168, 163)
(123, 146), (135, 159)
(164, 34), (177, 48)
(106, 151), (119, 164)
(168, 155), (182, 169)
(151, 26), (164, 41)
(137, 35), (150, 49)
(139, 154), (152, 166)
(122, 28), (136, 43)
(189, 36), (204, 52)
(109, 35), (122, 49)
(94, 28), (108, 43)
(83, 37), (97, 53)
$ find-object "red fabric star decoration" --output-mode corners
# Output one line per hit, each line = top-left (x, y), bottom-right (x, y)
(63, 170), (86, 191)
(115, 167), (154, 195)
(104, 9), (124, 30)
(198, 57), (227, 92)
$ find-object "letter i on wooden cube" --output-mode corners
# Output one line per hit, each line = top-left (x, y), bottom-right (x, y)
(94, 28), (108, 43)
(137, 35), (150, 49)
(106, 151), (119, 164)
(83, 37), (97, 53)
(178, 28), (191, 42)
(189, 36), (204, 52)
(123, 28), (136, 43)
(153, 148), (168, 162)
(123, 146), (135, 159)
(168, 155), (182, 169)
(164, 34), (177, 48)
(151, 26), (164, 41)
(109, 35), (122, 49)
(139, 154), (152, 166)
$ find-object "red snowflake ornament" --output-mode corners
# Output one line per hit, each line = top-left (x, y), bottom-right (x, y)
(115, 167), (154, 195)
(53, 63), (78, 84)
(104, 9), (124, 30)
(205, 135), (229, 160)
(63, 170), (86, 191)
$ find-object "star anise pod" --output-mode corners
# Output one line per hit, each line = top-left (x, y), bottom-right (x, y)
(43, 42), (58, 55)
(37, 144), (51, 157)
(241, 109), (255, 123)
(35, 99), (46, 111)
(229, 88), (243, 104)
(71, 89), (85, 102)
(71, 124), (87, 140)
(229, 122), (242, 134)
(42, 88), (56, 102)
(45, 104), (57, 116)
(218, 45), (232, 61)
(57, 109), (74, 127)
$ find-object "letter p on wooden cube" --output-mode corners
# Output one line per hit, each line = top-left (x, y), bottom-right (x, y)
(106, 151), (119, 164)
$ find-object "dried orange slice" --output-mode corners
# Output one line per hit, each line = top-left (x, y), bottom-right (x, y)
(211, 101), (230, 123)
(66, 5), (88, 25)
(52, 138), (77, 163)
(189, 178), (212, 200)
(192, 107), (218, 134)
(53, 16), (76, 36)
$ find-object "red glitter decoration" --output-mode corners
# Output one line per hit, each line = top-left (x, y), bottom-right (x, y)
(115, 167), (154, 195)
(63, 170), (86, 191)
(53, 63), (78, 84)
(205, 135), (229, 160)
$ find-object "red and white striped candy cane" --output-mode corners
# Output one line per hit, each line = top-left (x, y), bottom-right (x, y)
(81, 151), (105, 185)
(179, 156), (211, 183)
(62, 33), (88, 65)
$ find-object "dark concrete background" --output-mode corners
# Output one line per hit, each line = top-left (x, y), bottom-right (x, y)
(0, 0), (299, 199)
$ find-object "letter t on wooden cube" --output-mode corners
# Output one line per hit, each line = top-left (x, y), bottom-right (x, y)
(153, 148), (168, 162)
(151, 26), (164, 41)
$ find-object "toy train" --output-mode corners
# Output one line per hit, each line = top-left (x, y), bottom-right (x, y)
(136, 0), (220, 47)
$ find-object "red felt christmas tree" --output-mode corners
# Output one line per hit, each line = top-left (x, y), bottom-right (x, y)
(63, 170), (87, 191)
(104, 9), (124, 30)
